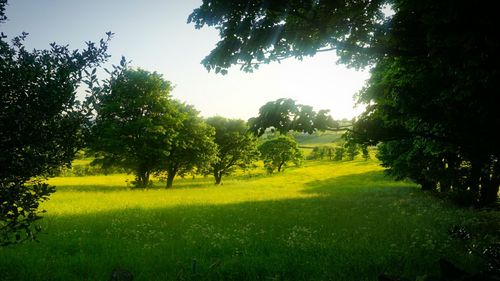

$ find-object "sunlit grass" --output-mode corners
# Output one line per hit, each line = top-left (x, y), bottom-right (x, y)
(294, 131), (344, 147)
(1, 159), (498, 281)
(45, 160), (382, 215)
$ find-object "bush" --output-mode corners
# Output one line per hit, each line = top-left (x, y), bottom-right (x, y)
(308, 145), (335, 160)
(334, 147), (345, 161)
(258, 136), (303, 173)
(0, 181), (55, 246)
(345, 143), (360, 160)
(51, 163), (127, 177)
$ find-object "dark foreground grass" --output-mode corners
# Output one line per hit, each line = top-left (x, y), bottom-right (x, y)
(0, 160), (498, 281)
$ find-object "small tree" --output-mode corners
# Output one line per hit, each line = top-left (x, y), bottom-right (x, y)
(309, 146), (324, 160)
(90, 67), (179, 188)
(258, 136), (303, 173)
(325, 146), (335, 160)
(333, 147), (345, 161)
(162, 103), (217, 188)
(345, 143), (360, 161)
(206, 117), (259, 184)
(308, 145), (335, 160)
(361, 146), (370, 161)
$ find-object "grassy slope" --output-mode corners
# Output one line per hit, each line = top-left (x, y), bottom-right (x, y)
(1, 160), (497, 281)
(293, 131), (345, 158)
(293, 131), (344, 147)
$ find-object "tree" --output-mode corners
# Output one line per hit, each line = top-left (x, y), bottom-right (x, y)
(248, 98), (339, 136)
(162, 103), (217, 188)
(361, 146), (370, 161)
(347, 1), (500, 204)
(188, 0), (384, 73)
(90, 67), (179, 188)
(309, 146), (325, 160)
(189, 0), (500, 205)
(0, 0), (110, 244)
(258, 136), (302, 173)
(333, 147), (345, 161)
(309, 145), (334, 161)
(325, 145), (334, 161)
(345, 143), (360, 161)
(375, 139), (449, 192)
(206, 116), (259, 184)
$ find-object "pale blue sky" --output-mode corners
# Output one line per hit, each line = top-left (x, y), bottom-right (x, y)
(2, 0), (369, 120)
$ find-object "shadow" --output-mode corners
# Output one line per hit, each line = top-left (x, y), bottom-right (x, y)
(1, 185), (491, 281)
(302, 170), (414, 195)
(51, 171), (272, 193)
(6, 170), (494, 281)
(54, 184), (132, 193)
(52, 176), (216, 193)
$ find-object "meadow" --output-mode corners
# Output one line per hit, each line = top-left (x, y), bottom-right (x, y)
(1, 156), (498, 281)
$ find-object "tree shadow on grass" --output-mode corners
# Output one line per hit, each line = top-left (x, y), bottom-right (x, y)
(0, 198), (468, 281)
(2, 171), (487, 281)
(52, 177), (216, 193)
(51, 171), (272, 193)
(10, 170), (493, 281)
(302, 170), (417, 196)
(54, 184), (132, 193)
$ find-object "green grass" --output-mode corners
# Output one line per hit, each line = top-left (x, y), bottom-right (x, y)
(294, 131), (344, 147)
(0, 160), (498, 280)
(293, 131), (345, 158)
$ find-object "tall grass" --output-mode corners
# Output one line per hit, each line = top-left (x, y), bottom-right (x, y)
(0, 160), (497, 280)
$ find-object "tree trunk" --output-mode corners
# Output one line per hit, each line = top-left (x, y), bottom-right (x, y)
(166, 169), (176, 188)
(214, 171), (223, 185)
(468, 160), (481, 195)
(479, 179), (499, 206)
(441, 156), (459, 193)
(278, 161), (285, 172)
(479, 160), (500, 206)
(440, 181), (451, 193)
(420, 179), (436, 191)
(136, 170), (150, 188)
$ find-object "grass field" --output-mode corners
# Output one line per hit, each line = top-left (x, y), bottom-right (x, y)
(293, 131), (345, 158)
(0, 159), (498, 280)
(293, 131), (344, 147)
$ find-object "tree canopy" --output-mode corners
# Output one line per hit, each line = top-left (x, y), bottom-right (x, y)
(188, 0), (385, 74)
(346, 1), (500, 204)
(0, 0), (111, 244)
(190, 0), (500, 205)
(89, 66), (178, 188)
(259, 136), (302, 173)
(248, 98), (338, 136)
(206, 116), (259, 184)
(162, 103), (217, 188)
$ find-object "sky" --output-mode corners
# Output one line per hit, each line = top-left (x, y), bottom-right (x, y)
(2, 0), (370, 120)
